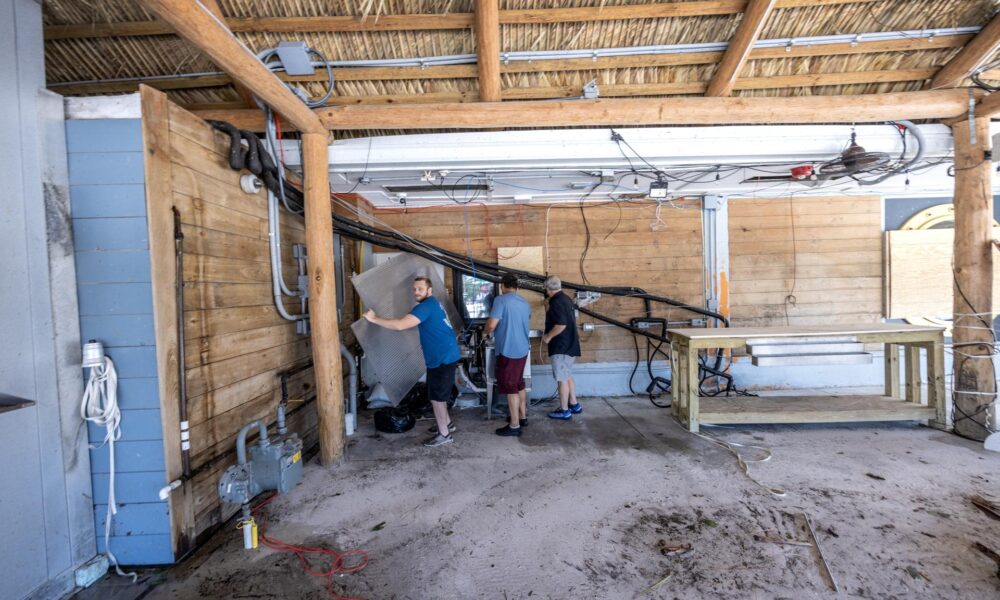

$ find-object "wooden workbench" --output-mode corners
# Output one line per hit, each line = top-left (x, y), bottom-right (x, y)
(667, 324), (947, 432)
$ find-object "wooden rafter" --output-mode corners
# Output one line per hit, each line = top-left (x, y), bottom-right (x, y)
(929, 11), (1000, 89)
(47, 33), (970, 96)
(190, 89), (973, 131)
(139, 0), (321, 133)
(199, 0), (256, 109)
(45, 0), (878, 39)
(706, 0), (777, 97)
(474, 0), (501, 102)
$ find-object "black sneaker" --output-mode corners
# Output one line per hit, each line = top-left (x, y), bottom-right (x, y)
(427, 421), (457, 434)
(423, 433), (454, 447)
(495, 425), (522, 437)
(520, 418), (528, 427)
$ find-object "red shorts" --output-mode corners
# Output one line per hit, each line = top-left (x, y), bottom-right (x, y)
(495, 354), (527, 394)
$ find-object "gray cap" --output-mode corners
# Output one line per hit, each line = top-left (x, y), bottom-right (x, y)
(544, 276), (562, 291)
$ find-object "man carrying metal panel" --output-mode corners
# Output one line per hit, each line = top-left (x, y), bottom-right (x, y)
(484, 274), (532, 437)
(542, 276), (582, 420)
(365, 276), (461, 447)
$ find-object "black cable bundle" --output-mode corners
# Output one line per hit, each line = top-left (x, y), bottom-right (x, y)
(206, 120), (305, 212)
(206, 118), (749, 403)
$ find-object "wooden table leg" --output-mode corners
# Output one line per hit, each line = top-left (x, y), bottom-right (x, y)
(904, 344), (922, 405)
(670, 339), (680, 418)
(685, 343), (700, 433)
(926, 338), (948, 429)
(884, 343), (900, 398)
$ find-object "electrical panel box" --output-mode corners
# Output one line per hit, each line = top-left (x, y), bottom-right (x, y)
(275, 41), (315, 76)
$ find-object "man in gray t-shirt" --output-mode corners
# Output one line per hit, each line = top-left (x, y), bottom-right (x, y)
(484, 274), (531, 437)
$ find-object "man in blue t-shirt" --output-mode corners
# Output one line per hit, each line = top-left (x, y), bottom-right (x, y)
(364, 276), (461, 447)
(484, 274), (532, 437)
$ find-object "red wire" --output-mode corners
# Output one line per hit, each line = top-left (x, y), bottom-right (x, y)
(251, 493), (369, 600)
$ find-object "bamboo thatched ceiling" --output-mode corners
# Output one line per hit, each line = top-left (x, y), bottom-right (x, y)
(42, 1), (1000, 136)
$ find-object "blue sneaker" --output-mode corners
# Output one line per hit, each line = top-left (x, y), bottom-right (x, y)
(568, 402), (583, 414)
(548, 409), (572, 420)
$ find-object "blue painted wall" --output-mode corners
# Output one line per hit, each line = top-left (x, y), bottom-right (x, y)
(68, 118), (173, 566)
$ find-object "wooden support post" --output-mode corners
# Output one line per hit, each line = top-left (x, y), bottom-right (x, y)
(474, 0), (501, 102)
(685, 343), (700, 432)
(904, 345), (921, 404)
(302, 133), (345, 464)
(927, 338), (948, 429)
(671, 339), (681, 418)
(950, 116), (995, 440)
(884, 343), (899, 398)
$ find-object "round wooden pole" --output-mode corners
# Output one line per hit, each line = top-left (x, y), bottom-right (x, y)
(950, 116), (995, 440)
(303, 132), (346, 463)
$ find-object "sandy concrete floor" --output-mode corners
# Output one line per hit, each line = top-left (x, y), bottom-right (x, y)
(84, 390), (1000, 600)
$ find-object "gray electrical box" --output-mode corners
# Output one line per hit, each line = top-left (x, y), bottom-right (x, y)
(276, 41), (315, 76)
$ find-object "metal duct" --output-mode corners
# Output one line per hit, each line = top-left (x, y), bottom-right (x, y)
(350, 254), (461, 405)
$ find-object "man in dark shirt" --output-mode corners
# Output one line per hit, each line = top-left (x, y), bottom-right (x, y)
(541, 276), (582, 420)
(365, 276), (461, 447)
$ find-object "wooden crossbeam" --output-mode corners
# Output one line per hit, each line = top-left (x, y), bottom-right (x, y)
(474, 0), (501, 101)
(176, 68), (937, 111)
(706, 0), (777, 97)
(930, 11), (1000, 89)
(45, 0), (878, 39)
(48, 33), (968, 96)
(190, 89), (972, 131)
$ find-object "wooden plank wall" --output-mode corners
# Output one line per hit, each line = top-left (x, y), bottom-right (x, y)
(142, 88), (340, 557)
(728, 195), (883, 327)
(374, 200), (705, 363)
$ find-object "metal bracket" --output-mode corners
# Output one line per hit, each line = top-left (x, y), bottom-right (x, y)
(582, 79), (600, 99)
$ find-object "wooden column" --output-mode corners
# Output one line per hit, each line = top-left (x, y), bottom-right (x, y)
(302, 132), (345, 464)
(951, 116), (995, 440)
(474, 0), (501, 102)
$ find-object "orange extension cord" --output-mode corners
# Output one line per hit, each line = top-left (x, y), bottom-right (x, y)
(251, 493), (369, 599)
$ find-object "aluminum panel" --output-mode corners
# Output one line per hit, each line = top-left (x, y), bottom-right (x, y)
(351, 253), (461, 405)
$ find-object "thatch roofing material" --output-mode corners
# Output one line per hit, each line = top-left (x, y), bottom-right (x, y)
(41, 0), (1000, 137)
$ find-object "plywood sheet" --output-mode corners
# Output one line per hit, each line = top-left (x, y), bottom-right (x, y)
(886, 228), (1000, 320)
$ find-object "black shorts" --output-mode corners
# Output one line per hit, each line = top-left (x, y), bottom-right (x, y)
(426, 361), (458, 403)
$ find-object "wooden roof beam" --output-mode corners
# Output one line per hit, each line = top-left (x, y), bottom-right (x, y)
(138, 0), (323, 134)
(930, 11), (1000, 89)
(46, 0), (878, 39)
(707, 0), (777, 97)
(191, 89), (973, 131)
(199, 0), (257, 109)
(474, 0), (501, 102)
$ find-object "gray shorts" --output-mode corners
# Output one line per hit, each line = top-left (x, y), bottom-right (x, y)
(550, 354), (576, 382)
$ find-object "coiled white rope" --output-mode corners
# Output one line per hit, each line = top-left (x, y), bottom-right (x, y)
(80, 356), (137, 582)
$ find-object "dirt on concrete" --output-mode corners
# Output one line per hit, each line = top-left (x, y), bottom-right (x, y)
(131, 392), (1000, 599)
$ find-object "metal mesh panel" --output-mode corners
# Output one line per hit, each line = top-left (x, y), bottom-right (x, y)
(350, 254), (461, 405)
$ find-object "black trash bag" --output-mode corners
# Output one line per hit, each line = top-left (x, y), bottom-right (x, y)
(374, 407), (415, 434)
(400, 382), (428, 410)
